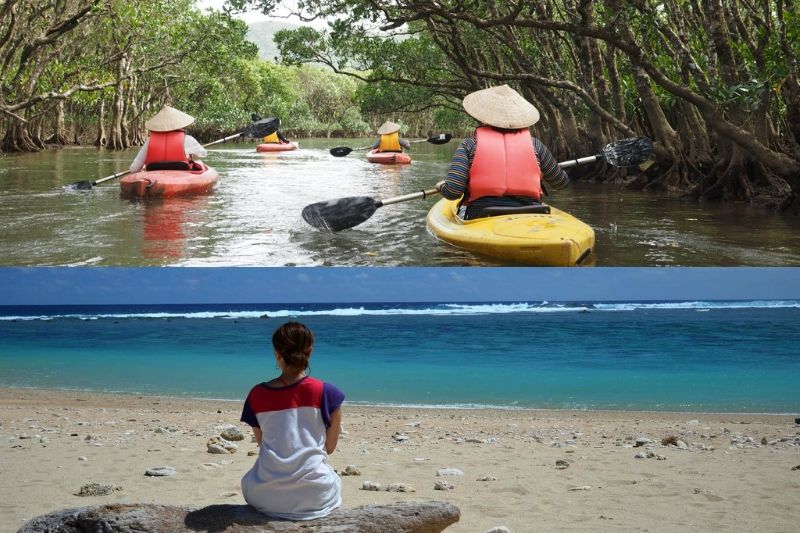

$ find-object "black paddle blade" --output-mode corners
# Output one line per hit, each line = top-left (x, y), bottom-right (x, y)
(601, 137), (653, 167)
(427, 133), (452, 144)
(66, 180), (94, 190)
(302, 196), (379, 232)
(243, 117), (280, 138)
(330, 147), (353, 157)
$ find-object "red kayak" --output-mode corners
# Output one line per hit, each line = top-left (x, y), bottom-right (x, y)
(256, 142), (298, 152)
(120, 163), (219, 198)
(366, 149), (411, 164)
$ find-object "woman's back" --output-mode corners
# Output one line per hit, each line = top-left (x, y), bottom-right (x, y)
(241, 376), (344, 520)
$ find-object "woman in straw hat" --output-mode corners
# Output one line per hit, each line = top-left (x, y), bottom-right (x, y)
(436, 85), (569, 220)
(370, 121), (411, 153)
(129, 105), (207, 173)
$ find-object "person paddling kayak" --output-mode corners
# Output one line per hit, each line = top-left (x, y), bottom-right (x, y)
(370, 121), (411, 153)
(252, 114), (292, 145)
(129, 106), (207, 173)
(436, 85), (569, 220)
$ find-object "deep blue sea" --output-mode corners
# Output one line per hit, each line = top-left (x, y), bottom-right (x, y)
(1, 301), (798, 413)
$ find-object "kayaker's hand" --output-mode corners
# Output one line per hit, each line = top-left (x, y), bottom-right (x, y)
(435, 180), (446, 192)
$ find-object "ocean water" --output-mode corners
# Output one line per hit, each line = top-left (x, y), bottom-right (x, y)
(1, 301), (798, 413)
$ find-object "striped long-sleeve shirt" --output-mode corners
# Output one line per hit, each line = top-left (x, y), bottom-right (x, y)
(440, 131), (569, 218)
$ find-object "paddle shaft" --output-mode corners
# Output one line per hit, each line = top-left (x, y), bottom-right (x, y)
(91, 132), (245, 186)
(558, 154), (602, 169)
(376, 153), (604, 205)
(378, 188), (440, 207)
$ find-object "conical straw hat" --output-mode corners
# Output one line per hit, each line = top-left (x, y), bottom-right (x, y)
(462, 85), (540, 129)
(377, 121), (401, 135)
(145, 105), (195, 132)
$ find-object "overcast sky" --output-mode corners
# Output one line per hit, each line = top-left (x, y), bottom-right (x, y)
(0, 267), (797, 305)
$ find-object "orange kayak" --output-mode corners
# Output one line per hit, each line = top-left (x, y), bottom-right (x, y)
(366, 149), (411, 164)
(256, 142), (298, 152)
(119, 164), (219, 198)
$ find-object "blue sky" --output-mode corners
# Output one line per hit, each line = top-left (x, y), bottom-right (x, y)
(0, 267), (798, 305)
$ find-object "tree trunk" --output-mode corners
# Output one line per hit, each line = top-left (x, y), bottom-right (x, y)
(46, 100), (71, 145)
(95, 100), (108, 147)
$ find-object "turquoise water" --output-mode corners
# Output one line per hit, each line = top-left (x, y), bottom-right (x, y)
(1, 301), (798, 412)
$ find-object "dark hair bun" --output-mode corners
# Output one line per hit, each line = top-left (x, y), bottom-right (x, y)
(272, 322), (314, 371)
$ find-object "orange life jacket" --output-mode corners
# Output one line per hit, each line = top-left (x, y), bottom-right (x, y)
(466, 126), (542, 203)
(262, 132), (279, 143)
(145, 131), (188, 167)
(378, 132), (402, 152)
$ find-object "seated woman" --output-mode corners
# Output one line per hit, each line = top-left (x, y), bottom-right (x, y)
(371, 121), (411, 152)
(129, 106), (206, 173)
(240, 321), (345, 520)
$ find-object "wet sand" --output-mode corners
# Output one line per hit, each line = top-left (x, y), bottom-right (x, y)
(1, 388), (798, 532)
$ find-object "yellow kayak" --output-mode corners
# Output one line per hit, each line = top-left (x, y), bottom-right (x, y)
(426, 198), (595, 266)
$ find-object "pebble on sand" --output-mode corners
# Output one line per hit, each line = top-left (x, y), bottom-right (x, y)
(485, 527), (511, 533)
(386, 483), (416, 492)
(361, 481), (381, 491)
(341, 465), (361, 476)
(436, 468), (464, 476)
(75, 483), (122, 496)
(434, 480), (454, 490)
(144, 466), (176, 477)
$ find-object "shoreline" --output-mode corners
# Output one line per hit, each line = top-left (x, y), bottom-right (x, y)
(2, 387), (799, 532)
(2, 386), (798, 417)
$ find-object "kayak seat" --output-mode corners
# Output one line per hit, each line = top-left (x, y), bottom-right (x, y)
(478, 204), (552, 216)
(145, 161), (192, 171)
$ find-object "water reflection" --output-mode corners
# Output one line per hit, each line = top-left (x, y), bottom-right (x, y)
(0, 141), (799, 266)
(139, 196), (212, 260)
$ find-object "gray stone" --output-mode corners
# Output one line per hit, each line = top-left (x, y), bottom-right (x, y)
(434, 480), (454, 491)
(485, 528), (511, 533)
(144, 466), (176, 477)
(361, 481), (381, 491)
(634, 437), (652, 447)
(75, 483), (122, 497)
(341, 465), (361, 476)
(436, 468), (463, 477)
(385, 483), (416, 492)
(675, 440), (689, 450)
(220, 426), (245, 442)
(555, 459), (569, 469)
(18, 501), (460, 532)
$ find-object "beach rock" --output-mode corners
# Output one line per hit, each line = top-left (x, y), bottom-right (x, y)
(555, 459), (570, 470)
(341, 465), (361, 476)
(392, 432), (409, 442)
(791, 465), (800, 471)
(75, 483), (122, 497)
(687, 419), (700, 425)
(17, 501), (460, 533)
(220, 426), (245, 442)
(434, 480), (454, 490)
(569, 486), (591, 491)
(207, 436), (237, 454)
(436, 468), (463, 477)
(78, 456), (88, 462)
(676, 440), (689, 450)
(477, 475), (497, 481)
(361, 481), (381, 491)
(144, 466), (176, 477)
(386, 483), (416, 492)
(485, 527), (511, 533)
(634, 437), (652, 447)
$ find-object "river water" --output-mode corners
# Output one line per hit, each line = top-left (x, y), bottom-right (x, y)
(1, 139), (798, 266)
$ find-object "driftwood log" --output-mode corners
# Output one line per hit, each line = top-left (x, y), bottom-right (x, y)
(18, 501), (460, 533)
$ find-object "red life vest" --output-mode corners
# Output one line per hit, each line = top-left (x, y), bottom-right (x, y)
(466, 126), (542, 203)
(144, 130), (188, 167)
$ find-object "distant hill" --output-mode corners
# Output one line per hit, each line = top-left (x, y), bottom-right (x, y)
(246, 20), (303, 62)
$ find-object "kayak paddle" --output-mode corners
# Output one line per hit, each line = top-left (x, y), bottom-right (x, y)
(303, 136), (653, 231)
(329, 133), (452, 157)
(67, 117), (279, 190)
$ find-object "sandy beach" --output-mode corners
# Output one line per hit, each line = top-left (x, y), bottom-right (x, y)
(1, 387), (798, 532)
